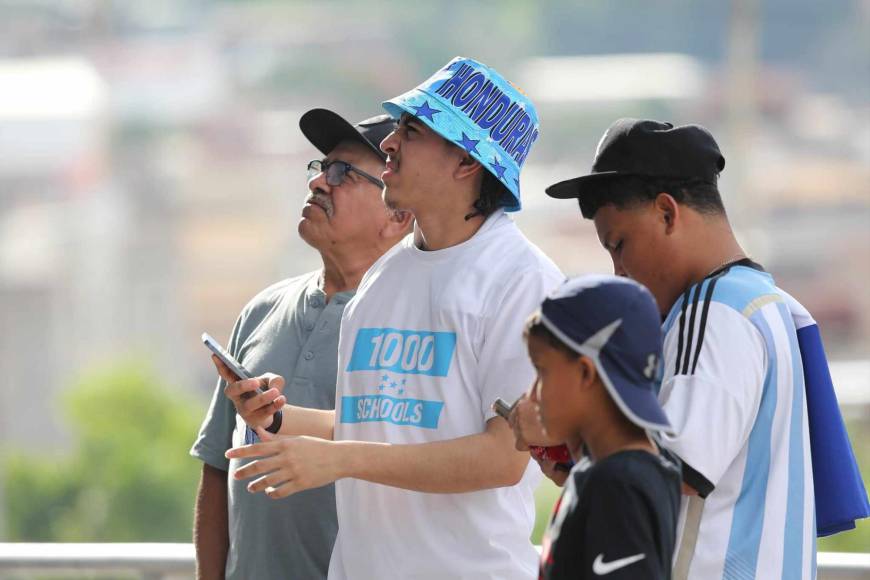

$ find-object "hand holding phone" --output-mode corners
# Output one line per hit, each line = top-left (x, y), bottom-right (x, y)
(494, 394), (573, 472)
(202, 332), (253, 382)
(202, 332), (283, 434)
(492, 397), (516, 421)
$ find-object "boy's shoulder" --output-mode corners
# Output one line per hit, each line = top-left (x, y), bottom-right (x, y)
(577, 449), (681, 498)
(664, 262), (779, 330)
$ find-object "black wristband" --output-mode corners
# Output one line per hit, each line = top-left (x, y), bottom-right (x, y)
(265, 409), (283, 434)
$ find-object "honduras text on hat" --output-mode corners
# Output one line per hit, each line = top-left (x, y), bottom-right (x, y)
(383, 56), (540, 211)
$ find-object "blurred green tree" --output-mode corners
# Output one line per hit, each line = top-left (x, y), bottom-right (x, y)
(3, 360), (202, 541)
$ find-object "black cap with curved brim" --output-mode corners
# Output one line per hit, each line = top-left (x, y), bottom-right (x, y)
(299, 108), (396, 161)
(545, 118), (725, 199)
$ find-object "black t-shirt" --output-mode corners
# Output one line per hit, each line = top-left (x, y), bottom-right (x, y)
(539, 449), (681, 580)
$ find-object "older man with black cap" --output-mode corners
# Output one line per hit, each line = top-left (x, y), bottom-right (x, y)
(543, 118), (868, 579)
(190, 109), (411, 580)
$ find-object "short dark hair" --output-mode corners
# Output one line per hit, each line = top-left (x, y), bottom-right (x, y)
(577, 175), (725, 219)
(476, 170), (512, 215)
(447, 138), (512, 220)
(524, 314), (580, 360)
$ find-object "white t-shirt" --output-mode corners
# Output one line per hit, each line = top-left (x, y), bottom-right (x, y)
(329, 210), (564, 580)
(660, 263), (816, 580)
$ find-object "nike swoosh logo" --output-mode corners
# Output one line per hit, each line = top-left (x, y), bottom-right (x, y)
(592, 552), (646, 575)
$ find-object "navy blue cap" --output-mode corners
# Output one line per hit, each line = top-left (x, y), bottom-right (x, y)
(538, 274), (672, 433)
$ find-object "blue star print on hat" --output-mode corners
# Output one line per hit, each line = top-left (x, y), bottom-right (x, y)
(383, 56), (540, 211)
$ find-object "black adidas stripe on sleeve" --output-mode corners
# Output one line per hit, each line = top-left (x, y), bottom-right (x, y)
(681, 460), (715, 498)
(674, 288), (691, 375)
(689, 270), (727, 374)
(674, 267), (731, 377)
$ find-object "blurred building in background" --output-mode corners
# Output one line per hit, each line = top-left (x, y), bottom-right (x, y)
(0, 0), (867, 460)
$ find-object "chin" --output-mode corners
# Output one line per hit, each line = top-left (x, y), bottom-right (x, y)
(297, 220), (320, 245)
(382, 187), (404, 211)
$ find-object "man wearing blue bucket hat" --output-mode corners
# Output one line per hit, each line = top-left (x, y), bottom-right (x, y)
(380, 56), (540, 213)
(225, 57), (562, 579)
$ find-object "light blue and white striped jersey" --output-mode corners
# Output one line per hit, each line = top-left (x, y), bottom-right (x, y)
(660, 262), (816, 580)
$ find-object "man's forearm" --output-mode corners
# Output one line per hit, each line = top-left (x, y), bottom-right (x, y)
(336, 418), (528, 493)
(194, 463), (228, 580)
(278, 404), (335, 439)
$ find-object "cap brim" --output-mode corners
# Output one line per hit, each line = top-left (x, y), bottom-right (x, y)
(299, 108), (386, 160)
(545, 171), (626, 199)
(602, 364), (673, 434)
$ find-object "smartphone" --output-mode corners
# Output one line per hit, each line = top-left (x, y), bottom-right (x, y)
(492, 397), (515, 420)
(202, 332), (282, 438)
(201, 332), (253, 382)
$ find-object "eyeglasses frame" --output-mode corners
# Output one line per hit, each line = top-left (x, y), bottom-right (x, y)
(307, 159), (385, 189)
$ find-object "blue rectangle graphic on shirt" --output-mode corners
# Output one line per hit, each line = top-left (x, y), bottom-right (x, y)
(346, 328), (456, 376)
(340, 395), (444, 429)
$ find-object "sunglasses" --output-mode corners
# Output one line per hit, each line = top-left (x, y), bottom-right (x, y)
(307, 159), (385, 189)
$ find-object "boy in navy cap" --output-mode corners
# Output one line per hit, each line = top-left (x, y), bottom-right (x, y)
(529, 275), (681, 580)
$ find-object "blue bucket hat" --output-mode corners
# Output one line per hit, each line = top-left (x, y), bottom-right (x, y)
(537, 274), (672, 433)
(383, 56), (540, 211)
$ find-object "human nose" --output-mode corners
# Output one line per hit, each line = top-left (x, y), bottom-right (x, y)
(380, 129), (399, 155)
(529, 378), (540, 402)
(308, 168), (331, 193)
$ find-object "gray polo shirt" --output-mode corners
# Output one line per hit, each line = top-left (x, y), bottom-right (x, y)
(191, 271), (353, 580)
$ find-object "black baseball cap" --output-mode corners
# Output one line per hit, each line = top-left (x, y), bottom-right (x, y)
(546, 118), (725, 199)
(299, 108), (396, 161)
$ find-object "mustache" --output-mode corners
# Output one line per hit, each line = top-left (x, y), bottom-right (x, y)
(305, 191), (334, 217)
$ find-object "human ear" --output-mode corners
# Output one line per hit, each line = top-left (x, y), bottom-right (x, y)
(454, 154), (484, 182)
(655, 192), (679, 235)
(383, 208), (414, 238)
(577, 356), (598, 390)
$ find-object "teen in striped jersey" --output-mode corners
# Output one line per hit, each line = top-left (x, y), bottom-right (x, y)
(545, 119), (818, 580)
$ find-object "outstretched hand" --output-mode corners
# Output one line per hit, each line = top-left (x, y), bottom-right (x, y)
(225, 430), (344, 499)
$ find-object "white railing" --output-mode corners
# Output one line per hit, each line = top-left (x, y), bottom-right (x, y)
(0, 543), (194, 579)
(0, 544), (868, 579)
